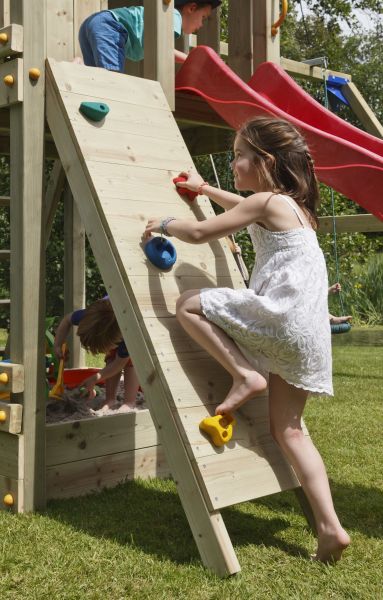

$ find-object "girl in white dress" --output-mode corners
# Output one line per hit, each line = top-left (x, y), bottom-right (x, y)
(145, 117), (350, 562)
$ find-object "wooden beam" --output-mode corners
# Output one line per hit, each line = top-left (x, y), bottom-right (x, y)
(45, 159), (66, 243)
(253, 0), (280, 70)
(0, 400), (22, 434)
(281, 57), (352, 82)
(0, 24), (23, 59)
(197, 5), (221, 53)
(0, 58), (23, 108)
(0, 362), (24, 392)
(318, 214), (383, 234)
(144, 0), (174, 110)
(228, 0), (253, 81)
(10, 0), (46, 512)
(175, 92), (228, 127)
(0, 0), (10, 28)
(63, 184), (86, 368)
(342, 82), (383, 139)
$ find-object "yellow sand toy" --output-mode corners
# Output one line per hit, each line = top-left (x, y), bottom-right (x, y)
(199, 413), (236, 447)
(49, 343), (67, 400)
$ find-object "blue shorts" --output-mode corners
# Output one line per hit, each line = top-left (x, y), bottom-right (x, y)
(78, 11), (128, 72)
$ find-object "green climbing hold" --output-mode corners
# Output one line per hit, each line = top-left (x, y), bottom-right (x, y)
(79, 101), (110, 122)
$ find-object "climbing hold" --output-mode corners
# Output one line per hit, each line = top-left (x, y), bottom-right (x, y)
(29, 68), (41, 81)
(0, 33), (8, 44)
(79, 101), (110, 122)
(3, 493), (14, 507)
(199, 414), (236, 447)
(3, 75), (14, 87)
(173, 176), (198, 201)
(0, 410), (6, 423)
(144, 237), (177, 270)
(0, 372), (8, 384)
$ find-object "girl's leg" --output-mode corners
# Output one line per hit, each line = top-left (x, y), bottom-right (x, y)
(176, 290), (267, 414)
(123, 361), (140, 409)
(268, 373), (350, 562)
(86, 12), (127, 72)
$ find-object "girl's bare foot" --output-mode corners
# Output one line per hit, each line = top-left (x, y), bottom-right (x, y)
(314, 528), (351, 563)
(215, 372), (267, 415)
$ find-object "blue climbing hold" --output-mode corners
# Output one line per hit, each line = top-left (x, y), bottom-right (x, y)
(145, 237), (177, 270)
(79, 101), (110, 122)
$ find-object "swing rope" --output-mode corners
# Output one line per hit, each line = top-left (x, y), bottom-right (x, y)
(321, 59), (351, 332)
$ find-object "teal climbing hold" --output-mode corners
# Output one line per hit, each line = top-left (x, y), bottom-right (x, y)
(79, 101), (110, 122)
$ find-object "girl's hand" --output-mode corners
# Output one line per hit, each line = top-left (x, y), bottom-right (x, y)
(144, 217), (163, 239)
(329, 283), (341, 294)
(176, 170), (204, 192)
(81, 373), (100, 400)
(53, 342), (68, 361)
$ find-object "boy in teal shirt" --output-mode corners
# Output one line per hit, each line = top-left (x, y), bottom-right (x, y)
(79, 1), (221, 72)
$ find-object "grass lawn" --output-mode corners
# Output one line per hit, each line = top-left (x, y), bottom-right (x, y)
(0, 331), (382, 599)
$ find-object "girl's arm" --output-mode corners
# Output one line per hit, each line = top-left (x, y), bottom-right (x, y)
(53, 313), (72, 359)
(174, 49), (187, 63)
(81, 355), (130, 400)
(145, 192), (270, 244)
(177, 171), (243, 210)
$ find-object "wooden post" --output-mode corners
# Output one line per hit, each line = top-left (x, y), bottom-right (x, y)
(63, 184), (86, 368)
(342, 82), (383, 138)
(197, 5), (221, 53)
(253, 0), (280, 71)
(144, 0), (175, 110)
(0, 0), (10, 28)
(228, 0), (253, 81)
(9, 0), (46, 511)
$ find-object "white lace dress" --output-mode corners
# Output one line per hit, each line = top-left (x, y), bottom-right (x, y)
(200, 195), (333, 395)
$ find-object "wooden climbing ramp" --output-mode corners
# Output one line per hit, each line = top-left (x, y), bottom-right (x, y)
(46, 59), (310, 576)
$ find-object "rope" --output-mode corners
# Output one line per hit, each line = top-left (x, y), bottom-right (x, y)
(321, 59), (347, 316)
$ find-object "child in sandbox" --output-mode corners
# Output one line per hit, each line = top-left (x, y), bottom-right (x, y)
(77, 1), (221, 71)
(54, 297), (141, 415)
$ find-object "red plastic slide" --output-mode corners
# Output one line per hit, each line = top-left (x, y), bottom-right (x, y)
(175, 46), (383, 221)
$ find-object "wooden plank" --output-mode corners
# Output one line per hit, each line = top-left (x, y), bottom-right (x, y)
(0, 362), (24, 392)
(253, 0), (280, 70)
(0, 400), (22, 434)
(144, 0), (175, 110)
(318, 214), (383, 234)
(47, 0), (74, 61)
(0, 58), (23, 108)
(46, 59), (241, 576)
(52, 61), (170, 110)
(197, 6), (221, 53)
(280, 57), (351, 83)
(0, 24), (23, 59)
(0, 0), (10, 28)
(9, 0), (47, 512)
(46, 445), (171, 500)
(63, 183), (86, 368)
(342, 82), (383, 138)
(46, 409), (160, 465)
(228, 0), (253, 81)
(61, 90), (183, 139)
(0, 249), (10, 260)
(0, 430), (18, 476)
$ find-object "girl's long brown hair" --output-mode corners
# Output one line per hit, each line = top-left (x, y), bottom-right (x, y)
(238, 117), (319, 227)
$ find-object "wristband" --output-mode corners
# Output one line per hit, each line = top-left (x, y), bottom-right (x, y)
(197, 182), (209, 195)
(160, 217), (176, 237)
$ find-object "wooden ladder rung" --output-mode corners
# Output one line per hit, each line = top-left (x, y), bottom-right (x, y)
(0, 299), (10, 305)
(0, 196), (10, 207)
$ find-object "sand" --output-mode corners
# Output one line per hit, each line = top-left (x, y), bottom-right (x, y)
(46, 381), (146, 424)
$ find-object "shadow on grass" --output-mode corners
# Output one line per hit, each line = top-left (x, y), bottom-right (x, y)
(46, 477), (382, 567)
(46, 480), (307, 566)
(254, 482), (383, 540)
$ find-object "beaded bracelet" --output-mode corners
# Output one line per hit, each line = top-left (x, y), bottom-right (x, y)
(197, 181), (209, 195)
(160, 217), (177, 237)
